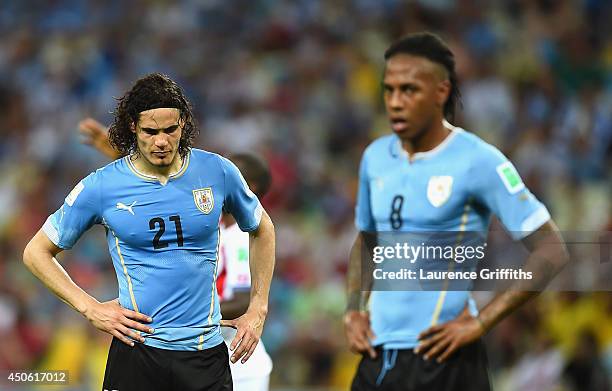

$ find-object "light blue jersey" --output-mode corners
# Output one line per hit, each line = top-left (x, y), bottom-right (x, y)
(43, 149), (262, 351)
(355, 123), (550, 349)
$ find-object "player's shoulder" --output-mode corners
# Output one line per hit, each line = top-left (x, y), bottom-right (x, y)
(190, 147), (220, 160)
(364, 133), (397, 155)
(80, 158), (126, 185)
(63, 158), (126, 202)
(189, 148), (231, 169)
(361, 134), (400, 167)
(450, 124), (507, 165)
(99, 157), (128, 172)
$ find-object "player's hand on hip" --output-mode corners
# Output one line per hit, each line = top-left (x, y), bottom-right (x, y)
(220, 308), (265, 364)
(415, 315), (485, 363)
(344, 310), (377, 359)
(83, 299), (153, 347)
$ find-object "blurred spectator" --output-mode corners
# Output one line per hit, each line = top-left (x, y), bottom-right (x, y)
(563, 330), (610, 391)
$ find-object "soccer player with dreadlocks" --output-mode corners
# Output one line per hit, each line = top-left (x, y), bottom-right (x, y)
(345, 32), (568, 390)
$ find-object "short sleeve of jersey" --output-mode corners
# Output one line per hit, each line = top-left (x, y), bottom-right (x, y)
(355, 151), (376, 232)
(472, 145), (550, 240)
(221, 157), (262, 232)
(42, 172), (102, 249)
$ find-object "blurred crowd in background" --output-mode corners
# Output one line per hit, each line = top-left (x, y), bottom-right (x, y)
(0, 0), (611, 390)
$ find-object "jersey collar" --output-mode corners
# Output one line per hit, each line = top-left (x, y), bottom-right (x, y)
(125, 150), (191, 182)
(395, 120), (462, 162)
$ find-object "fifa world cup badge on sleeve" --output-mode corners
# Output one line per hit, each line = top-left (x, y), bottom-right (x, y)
(427, 176), (453, 207)
(193, 188), (214, 214)
(65, 181), (85, 206)
(496, 161), (525, 194)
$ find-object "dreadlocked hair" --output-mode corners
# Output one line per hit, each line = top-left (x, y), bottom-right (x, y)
(109, 73), (198, 158)
(384, 32), (461, 121)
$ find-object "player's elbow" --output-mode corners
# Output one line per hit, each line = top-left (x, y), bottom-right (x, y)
(551, 230), (570, 269)
(541, 240), (570, 273)
(556, 242), (570, 269)
(22, 239), (38, 271)
(530, 220), (570, 272)
(23, 231), (56, 272)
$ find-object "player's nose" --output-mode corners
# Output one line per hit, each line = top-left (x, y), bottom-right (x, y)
(153, 134), (169, 148)
(388, 90), (404, 110)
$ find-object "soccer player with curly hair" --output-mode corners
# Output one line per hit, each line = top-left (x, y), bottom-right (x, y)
(24, 73), (276, 391)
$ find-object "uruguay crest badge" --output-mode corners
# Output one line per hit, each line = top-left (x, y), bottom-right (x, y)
(193, 188), (214, 214)
(427, 176), (453, 207)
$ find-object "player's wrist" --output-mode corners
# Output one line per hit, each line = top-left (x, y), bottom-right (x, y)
(343, 310), (361, 327)
(79, 297), (100, 319)
(247, 301), (268, 317)
(346, 292), (362, 312)
(474, 315), (487, 334)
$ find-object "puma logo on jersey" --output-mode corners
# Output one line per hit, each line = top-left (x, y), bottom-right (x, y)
(116, 201), (137, 215)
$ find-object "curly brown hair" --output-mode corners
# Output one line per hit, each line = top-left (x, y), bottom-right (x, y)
(108, 73), (198, 158)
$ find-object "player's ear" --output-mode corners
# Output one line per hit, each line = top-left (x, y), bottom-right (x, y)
(130, 122), (136, 133)
(436, 79), (451, 109)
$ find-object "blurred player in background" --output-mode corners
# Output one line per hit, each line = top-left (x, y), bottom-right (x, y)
(79, 120), (274, 390)
(345, 32), (569, 390)
(23, 73), (276, 391)
(217, 153), (274, 391)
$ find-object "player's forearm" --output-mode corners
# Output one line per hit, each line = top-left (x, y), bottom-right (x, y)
(247, 211), (275, 315)
(23, 230), (97, 315)
(476, 291), (536, 332)
(347, 234), (364, 311)
(347, 232), (375, 312)
(478, 221), (568, 331)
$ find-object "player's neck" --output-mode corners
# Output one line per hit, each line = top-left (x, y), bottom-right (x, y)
(401, 119), (450, 157)
(131, 153), (184, 184)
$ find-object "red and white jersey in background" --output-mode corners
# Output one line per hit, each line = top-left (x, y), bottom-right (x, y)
(218, 221), (273, 383)
(217, 221), (252, 301)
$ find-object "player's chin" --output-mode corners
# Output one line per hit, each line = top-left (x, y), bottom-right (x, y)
(149, 153), (174, 167)
(393, 128), (420, 141)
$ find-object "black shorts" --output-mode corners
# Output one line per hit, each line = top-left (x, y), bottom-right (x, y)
(102, 338), (232, 391)
(351, 339), (491, 391)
